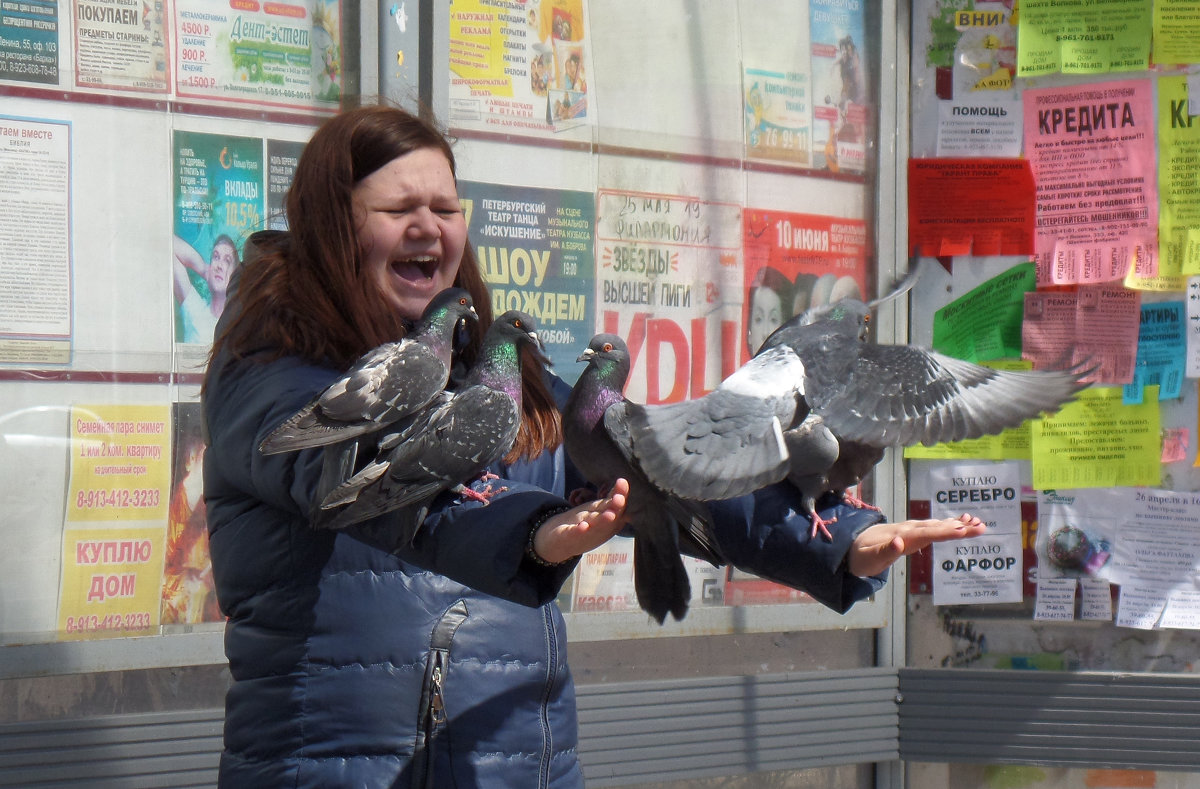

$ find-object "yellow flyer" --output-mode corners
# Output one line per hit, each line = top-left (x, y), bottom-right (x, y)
(1159, 76), (1200, 277)
(1031, 386), (1160, 488)
(1016, 0), (1151, 77)
(58, 404), (171, 639)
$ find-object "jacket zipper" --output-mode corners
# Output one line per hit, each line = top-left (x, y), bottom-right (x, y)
(413, 600), (468, 789)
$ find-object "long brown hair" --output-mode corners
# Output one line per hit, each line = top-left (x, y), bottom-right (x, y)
(205, 103), (560, 461)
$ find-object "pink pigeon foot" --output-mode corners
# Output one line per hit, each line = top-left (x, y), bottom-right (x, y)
(809, 512), (836, 541)
(842, 490), (882, 512)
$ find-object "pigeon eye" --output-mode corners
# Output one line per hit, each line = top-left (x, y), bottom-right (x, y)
(458, 297), (468, 306)
(513, 319), (523, 329)
(602, 343), (613, 352)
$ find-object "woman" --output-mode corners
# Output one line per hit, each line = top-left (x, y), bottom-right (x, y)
(202, 103), (984, 788)
(746, 265), (793, 357)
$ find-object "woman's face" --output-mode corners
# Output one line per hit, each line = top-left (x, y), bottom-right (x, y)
(353, 147), (467, 321)
(747, 286), (784, 354)
(208, 241), (237, 296)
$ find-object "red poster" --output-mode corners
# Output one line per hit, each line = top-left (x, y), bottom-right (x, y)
(907, 158), (1036, 257)
(742, 210), (869, 361)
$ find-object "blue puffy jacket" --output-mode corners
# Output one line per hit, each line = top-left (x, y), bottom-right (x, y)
(203, 348), (886, 788)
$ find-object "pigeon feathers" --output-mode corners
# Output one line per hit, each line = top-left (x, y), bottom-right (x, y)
(259, 287), (477, 454)
(619, 273), (1089, 538)
(312, 310), (546, 539)
(564, 334), (722, 625)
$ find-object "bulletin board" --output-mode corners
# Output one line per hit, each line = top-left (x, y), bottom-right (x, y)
(903, 0), (1200, 673)
(0, 0), (897, 676)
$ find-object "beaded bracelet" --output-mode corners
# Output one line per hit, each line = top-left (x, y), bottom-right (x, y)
(525, 504), (576, 568)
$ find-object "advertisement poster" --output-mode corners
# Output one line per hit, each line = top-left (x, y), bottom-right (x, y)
(0, 0), (58, 84)
(0, 116), (72, 364)
(569, 537), (724, 614)
(1022, 286), (1140, 385)
(1123, 301), (1185, 405)
(1016, 0), (1152, 77)
(1030, 386), (1161, 489)
(809, 0), (867, 173)
(161, 402), (220, 624)
(1152, 1), (1200, 65)
(172, 130), (263, 346)
(1023, 79), (1159, 286)
(594, 189), (744, 404)
(742, 209), (868, 360)
(460, 181), (594, 381)
(935, 95), (1023, 157)
(932, 262), (1035, 363)
(74, 0), (169, 92)
(172, 0), (342, 111)
(449, 0), (592, 138)
(739, 2), (811, 166)
(266, 138), (304, 230)
(907, 158), (1036, 258)
(59, 404), (170, 639)
(930, 462), (1023, 605)
(1160, 76), (1200, 279)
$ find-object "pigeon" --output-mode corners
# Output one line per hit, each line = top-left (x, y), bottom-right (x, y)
(620, 269), (1089, 538)
(312, 310), (547, 539)
(563, 334), (724, 625)
(258, 287), (478, 455)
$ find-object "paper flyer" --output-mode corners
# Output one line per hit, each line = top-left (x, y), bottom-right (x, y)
(0, 116), (72, 364)
(594, 189), (743, 404)
(1022, 286), (1140, 386)
(449, 0), (592, 138)
(459, 181), (595, 381)
(161, 403), (221, 624)
(570, 537), (724, 614)
(1036, 488), (1122, 582)
(172, 0), (342, 111)
(0, 0), (58, 84)
(59, 404), (171, 639)
(740, 2), (811, 166)
(74, 0), (170, 93)
(1151, 0), (1200, 66)
(932, 262), (1035, 363)
(741, 209), (868, 360)
(1023, 79), (1159, 286)
(809, 0), (867, 174)
(1186, 277), (1200, 377)
(1122, 301), (1185, 405)
(935, 94), (1023, 157)
(172, 130), (264, 346)
(930, 462), (1024, 605)
(266, 139), (304, 231)
(1159, 76), (1200, 280)
(1030, 387), (1161, 489)
(907, 158), (1035, 257)
(1016, 0), (1152, 77)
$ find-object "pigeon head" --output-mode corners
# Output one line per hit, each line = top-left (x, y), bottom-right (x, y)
(419, 287), (478, 332)
(487, 310), (552, 366)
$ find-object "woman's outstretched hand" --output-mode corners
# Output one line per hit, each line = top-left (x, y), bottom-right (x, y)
(532, 478), (630, 564)
(848, 513), (986, 578)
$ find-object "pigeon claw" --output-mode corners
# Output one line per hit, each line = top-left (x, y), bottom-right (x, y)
(842, 490), (882, 512)
(809, 513), (836, 542)
(461, 483), (508, 505)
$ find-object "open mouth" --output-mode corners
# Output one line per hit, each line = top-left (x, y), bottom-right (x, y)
(391, 256), (439, 281)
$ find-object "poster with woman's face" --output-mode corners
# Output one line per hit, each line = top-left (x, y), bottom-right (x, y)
(742, 209), (869, 359)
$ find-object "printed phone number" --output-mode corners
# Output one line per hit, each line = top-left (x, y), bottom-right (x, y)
(75, 489), (161, 509)
(65, 612), (152, 633)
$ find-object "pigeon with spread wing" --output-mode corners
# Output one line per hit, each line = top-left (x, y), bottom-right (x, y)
(620, 268), (1088, 538)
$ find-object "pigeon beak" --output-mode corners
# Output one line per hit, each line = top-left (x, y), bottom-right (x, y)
(528, 332), (554, 367)
(577, 348), (595, 363)
(464, 307), (480, 324)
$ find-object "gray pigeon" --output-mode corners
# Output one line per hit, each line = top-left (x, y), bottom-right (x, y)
(312, 311), (546, 539)
(258, 287), (477, 455)
(564, 334), (723, 624)
(621, 272), (1089, 538)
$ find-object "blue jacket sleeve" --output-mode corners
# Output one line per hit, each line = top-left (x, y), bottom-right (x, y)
(366, 478), (577, 607)
(707, 486), (888, 614)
